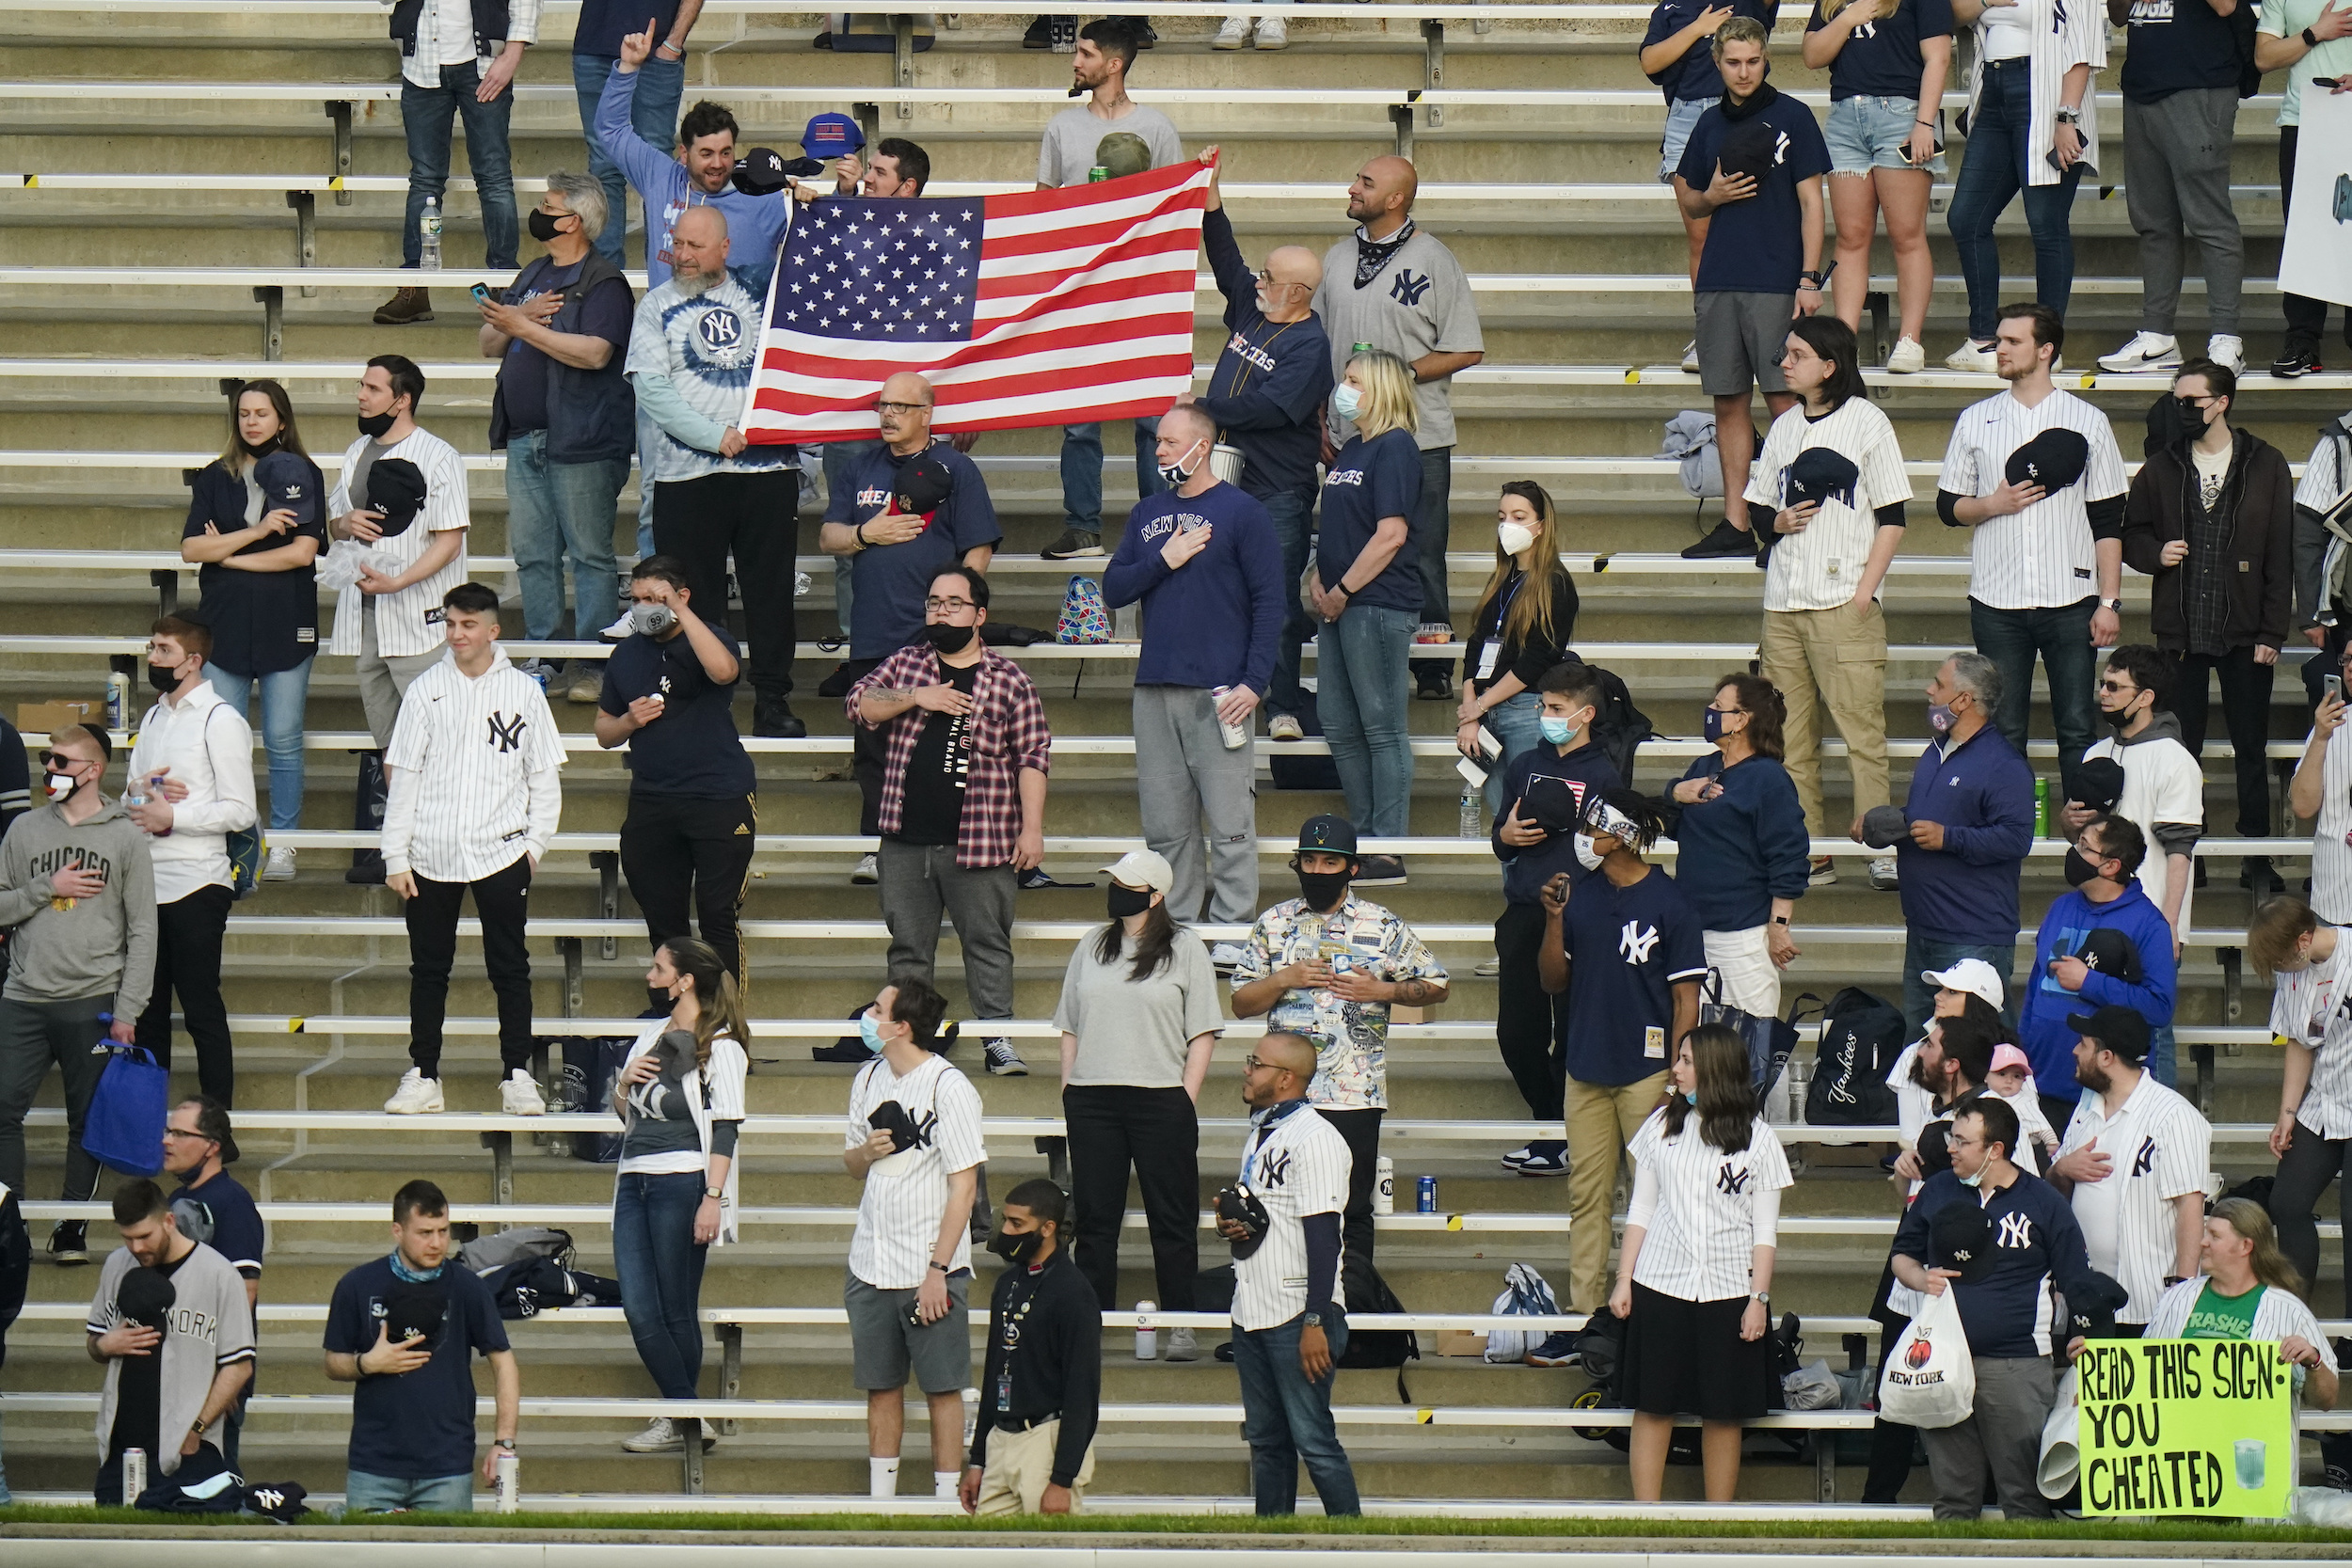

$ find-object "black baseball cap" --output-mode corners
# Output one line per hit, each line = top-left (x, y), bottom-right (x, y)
(116, 1266), (178, 1334)
(732, 148), (790, 197)
(2065, 1003), (2152, 1066)
(2074, 756), (2127, 814)
(893, 451), (955, 516)
(1860, 804), (1909, 848)
(1295, 815), (1359, 857)
(365, 456), (428, 537)
(2074, 927), (2144, 987)
(1717, 116), (1785, 184)
(1931, 1201), (1997, 1285)
(382, 1278), (448, 1348)
(2005, 427), (2090, 492)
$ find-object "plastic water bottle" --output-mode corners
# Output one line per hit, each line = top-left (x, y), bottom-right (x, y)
(105, 668), (132, 733)
(1134, 1299), (1158, 1360)
(1458, 787), (1482, 838)
(420, 197), (442, 271)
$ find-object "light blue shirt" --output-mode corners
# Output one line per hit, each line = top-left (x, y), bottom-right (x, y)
(624, 276), (794, 483)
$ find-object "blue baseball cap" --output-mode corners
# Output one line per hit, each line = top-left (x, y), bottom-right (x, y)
(802, 112), (865, 157)
(253, 449), (322, 532)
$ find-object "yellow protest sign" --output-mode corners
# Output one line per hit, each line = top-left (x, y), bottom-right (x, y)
(2077, 1338), (2294, 1517)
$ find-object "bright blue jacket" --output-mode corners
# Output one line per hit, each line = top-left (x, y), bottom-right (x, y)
(1895, 724), (2037, 945)
(2017, 879), (2179, 1088)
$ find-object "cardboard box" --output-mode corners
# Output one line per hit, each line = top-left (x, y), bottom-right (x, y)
(1391, 1003), (1440, 1024)
(18, 699), (101, 735)
(1434, 1329), (1488, 1358)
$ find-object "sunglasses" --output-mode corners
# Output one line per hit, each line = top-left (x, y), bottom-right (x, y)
(37, 751), (92, 771)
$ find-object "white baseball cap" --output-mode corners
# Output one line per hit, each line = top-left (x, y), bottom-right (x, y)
(1922, 958), (2004, 1009)
(1102, 849), (1173, 894)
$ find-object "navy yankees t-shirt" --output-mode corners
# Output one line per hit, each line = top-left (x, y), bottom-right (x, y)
(823, 441), (1002, 659)
(1805, 0), (1955, 101)
(1314, 428), (1422, 612)
(325, 1258), (511, 1481)
(1676, 89), (1835, 296)
(1560, 864), (1709, 1086)
(599, 626), (757, 800)
(2118, 0), (2242, 101)
(1643, 0), (1783, 101)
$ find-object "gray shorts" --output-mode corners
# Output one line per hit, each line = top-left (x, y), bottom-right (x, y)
(846, 1269), (972, 1394)
(1694, 291), (1796, 398)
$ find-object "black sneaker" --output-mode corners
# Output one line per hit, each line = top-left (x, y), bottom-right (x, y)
(753, 696), (807, 738)
(2271, 343), (2324, 378)
(812, 1041), (871, 1063)
(1525, 1331), (1581, 1368)
(982, 1037), (1029, 1076)
(2242, 856), (2285, 893)
(1041, 527), (1104, 560)
(1354, 854), (1406, 886)
(1680, 518), (1758, 560)
(1120, 15), (1157, 44)
(816, 662), (855, 700)
(344, 851), (387, 887)
(1413, 664), (1453, 701)
(49, 1219), (89, 1265)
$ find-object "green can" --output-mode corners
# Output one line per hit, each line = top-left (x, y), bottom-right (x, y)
(2034, 776), (2050, 837)
(1088, 166), (1110, 182)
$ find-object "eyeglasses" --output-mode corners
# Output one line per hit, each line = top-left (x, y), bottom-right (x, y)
(1242, 1054), (1275, 1073)
(875, 400), (931, 416)
(162, 1127), (213, 1142)
(923, 597), (977, 614)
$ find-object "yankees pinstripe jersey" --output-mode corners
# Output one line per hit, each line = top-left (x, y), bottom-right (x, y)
(2144, 1275), (2339, 1403)
(380, 648), (565, 883)
(2056, 1071), (2212, 1323)
(1745, 397), (1914, 612)
(324, 426), (471, 659)
(845, 1050), (987, 1290)
(1626, 1108), (1792, 1303)
(2270, 937), (2352, 1139)
(2309, 720), (2352, 926)
(1938, 388), (2128, 610)
(1230, 1099), (1353, 1331)
(2296, 417), (2350, 626)
(1958, 0), (2106, 186)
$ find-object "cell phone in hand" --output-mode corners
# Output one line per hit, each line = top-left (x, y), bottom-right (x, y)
(2328, 673), (2344, 707)
(469, 283), (492, 304)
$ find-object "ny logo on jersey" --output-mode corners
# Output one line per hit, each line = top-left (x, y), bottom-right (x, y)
(1391, 269), (1433, 307)
(486, 711), (528, 752)
(1997, 1212), (2035, 1249)
(1620, 921), (1661, 963)
(1717, 1163), (1751, 1196)
(1257, 1148), (1293, 1188)
(2131, 1136), (2156, 1177)
(1772, 130), (1792, 167)
(1851, 17), (1877, 35)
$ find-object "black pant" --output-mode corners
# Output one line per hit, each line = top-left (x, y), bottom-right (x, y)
(620, 791), (757, 997)
(1321, 1105), (1382, 1307)
(839, 657), (887, 836)
(135, 883), (235, 1105)
(2171, 646), (2276, 837)
(2280, 127), (2352, 354)
(1494, 902), (1568, 1120)
(1862, 1307), (1917, 1503)
(1064, 1083), (1200, 1310)
(2269, 1117), (2352, 1315)
(405, 854), (533, 1078)
(653, 468), (800, 700)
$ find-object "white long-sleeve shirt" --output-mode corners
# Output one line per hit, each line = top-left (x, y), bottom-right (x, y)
(127, 681), (257, 905)
(400, 0), (541, 88)
(381, 648), (564, 881)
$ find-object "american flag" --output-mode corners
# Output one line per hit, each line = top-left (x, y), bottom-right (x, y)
(738, 158), (1211, 444)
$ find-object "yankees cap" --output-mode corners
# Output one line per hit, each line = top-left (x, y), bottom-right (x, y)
(365, 456), (429, 537)
(1717, 115), (1786, 183)
(2065, 1003), (2151, 1066)
(1784, 447), (1861, 514)
(1930, 1200), (1998, 1285)
(2005, 427), (2090, 493)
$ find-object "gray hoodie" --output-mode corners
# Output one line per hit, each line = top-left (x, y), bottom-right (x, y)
(0, 796), (157, 1017)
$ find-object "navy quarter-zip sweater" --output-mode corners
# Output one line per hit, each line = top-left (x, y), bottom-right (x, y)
(1896, 723), (2037, 946)
(1102, 480), (1285, 693)
(1194, 208), (1333, 501)
(1664, 752), (1812, 932)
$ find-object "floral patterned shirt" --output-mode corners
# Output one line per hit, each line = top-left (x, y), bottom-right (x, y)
(1231, 893), (1447, 1110)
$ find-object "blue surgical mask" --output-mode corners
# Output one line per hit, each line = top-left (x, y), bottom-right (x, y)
(1331, 384), (1362, 422)
(1958, 1165), (1986, 1189)
(858, 1013), (886, 1054)
(1539, 715), (1577, 746)
(1682, 1091), (1697, 1105)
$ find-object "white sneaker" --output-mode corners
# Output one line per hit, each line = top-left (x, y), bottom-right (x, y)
(599, 610), (635, 641)
(1164, 1325), (1200, 1360)
(1679, 339), (1700, 373)
(262, 846), (297, 882)
(2098, 331), (2182, 373)
(1869, 856), (1900, 891)
(1473, 957), (1502, 977)
(501, 1068), (548, 1116)
(1885, 336), (1926, 374)
(1253, 15), (1286, 47)
(385, 1068), (444, 1115)
(1945, 339), (1997, 373)
(1212, 13), (1250, 46)
(1209, 941), (1250, 972)
(851, 851), (879, 885)
(1268, 713), (1305, 742)
(623, 1416), (684, 1453)
(1500, 1144), (1534, 1169)
(2207, 334), (2246, 374)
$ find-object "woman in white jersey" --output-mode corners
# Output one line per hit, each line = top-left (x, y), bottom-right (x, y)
(2250, 894), (2352, 1309)
(1611, 1021), (1792, 1501)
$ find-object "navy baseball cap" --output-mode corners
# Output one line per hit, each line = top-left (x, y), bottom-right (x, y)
(2005, 427), (2090, 492)
(365, 456), (428, 537)
(1784, 447), (1860, 513)
(1931, 1201), (1997, 1284)
(1295, 815), (1359, 857)
(1718, 116), (1785, 183)
(731, 148), (789, 197)
(802, 112), (865, 158)
(2065, 1003), (2151, 1066)
(253, 449), (322, 532)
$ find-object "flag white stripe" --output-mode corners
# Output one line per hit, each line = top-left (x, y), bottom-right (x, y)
(978, 175), (1210, 240)
(977, 208), (1209, 278)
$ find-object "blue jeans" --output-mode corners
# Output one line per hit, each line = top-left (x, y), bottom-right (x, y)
(206, 658), (312, 832)
(345, 1469), (475, 1513)
(823, 437), (884, 636)
(506, 430), (626, 642)
(1232, 1312), (1359, 1516)
(1946, 59), (2082, 341)
(2147, 1022), (2176, 1089)
(1480, 688), (1545, 816)
(1319, 603), (1418, 837)
(402, 60), (517, 271)
(1411, 446), (1454, 631)
(1261, 483), (1319, 718)
(1902, 932), (2018, 1040)
(613, 1169), (711, 1401)
(1060, 419), (1162, 535)
(572, 50), (686, 267)
(1968, 595), (2097, 802)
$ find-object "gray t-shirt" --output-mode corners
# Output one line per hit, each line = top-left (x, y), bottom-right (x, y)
(1054, 927), (1227, 1086)
(1036, 103), (1184, 187)
(86, 1241), (256, 1477)
(347, 437), (390, 518)
(1311, 228), (1486, 451)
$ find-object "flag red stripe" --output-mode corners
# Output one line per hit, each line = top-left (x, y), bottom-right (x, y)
(977, 203), (1205, 263)
(976, 252), (1200, 309)
(977, 163), (1202, 222)
(757, 309), (1197, 383)
(749, 352), (1196, 417)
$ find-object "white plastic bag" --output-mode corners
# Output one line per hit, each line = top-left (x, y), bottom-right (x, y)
(1877, 1285), (1976, 1430)
(315, 538), (397, 593)
(1483, 1261), (1561, 1364)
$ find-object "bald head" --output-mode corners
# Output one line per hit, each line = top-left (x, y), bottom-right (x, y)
(670, 205), (731, 286)
(1259, 244), (1322, 323)
(1259, 1031), (1318, 1079)
(877, 371), (936, 450)
(1346, 156), (1418, 232)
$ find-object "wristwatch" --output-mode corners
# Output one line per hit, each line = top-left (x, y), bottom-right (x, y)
(930, 1259), (951, 1274)
(1303, 1312), (1324, 1328)
(2303, 24), (2320, 44)
(494, 1438), (517, 1452)
(703, 1185), (723, 1200)
(1751, 1291), (1772, 1307)
(190, 1416), (210, 1438)
(2163, 1275), (2186, 1288)
(1796, 270), (1825, 290)
(2100, 597), (2123, 612)
(2054, 105), (2081, 124)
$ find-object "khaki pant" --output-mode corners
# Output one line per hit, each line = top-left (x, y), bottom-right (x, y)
(1565, 1070), (1669, 1311)
(1759, 600), (1889, 839)
(975, 1418), (1095, 1515)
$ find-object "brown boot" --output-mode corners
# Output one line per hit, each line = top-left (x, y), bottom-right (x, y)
(373, 286), (433, 325)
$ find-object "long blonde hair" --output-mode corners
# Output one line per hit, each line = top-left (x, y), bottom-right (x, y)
(1344, 349), (1420, 442)
(1470, 480), (1567, 657)
(663, 938), (751, 1069)
(2209, 1197), (2308, 1297)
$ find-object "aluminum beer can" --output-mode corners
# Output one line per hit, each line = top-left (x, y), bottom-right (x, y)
(121, 1447), (148, 1504)
(1209, 686), (1249, 751)
(1416, 1175), (1437, 1213)
(1375, 1154), (1394, 1214)
(2034, 776), (2050, 836)
(495, 1450), (519, 1513)
(1135, 1299), (1158, 1360)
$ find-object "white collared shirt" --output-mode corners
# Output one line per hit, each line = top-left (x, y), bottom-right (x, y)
(127, 681), (257, 905)
(2057, 1072), (2212, 1323)
(380, 648), (564, 882)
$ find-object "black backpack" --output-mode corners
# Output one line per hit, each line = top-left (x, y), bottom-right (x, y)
(1804, 986), (1904, 1126)
(1551, 653), (1656, 786)
(1336, 1264), (1420, 1397)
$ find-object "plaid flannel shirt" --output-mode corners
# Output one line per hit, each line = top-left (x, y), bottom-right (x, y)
(848, 643), (1051, 870)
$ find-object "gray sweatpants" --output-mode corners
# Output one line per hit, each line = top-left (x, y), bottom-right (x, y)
(358, 599), (448, 751)
(876, 840), (1018, 1022)
(0, 993), (113, 1200)
(1134, 685), (1259, 925)
(2122, 87), (2243, 336)
(1920, 1354), (2058, 1520)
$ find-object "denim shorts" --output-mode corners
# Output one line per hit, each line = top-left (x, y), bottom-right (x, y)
(1824, 94), (1947, 176)
(1659, 95), (1719, 183)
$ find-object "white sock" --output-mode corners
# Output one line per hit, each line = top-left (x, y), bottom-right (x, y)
(869, 1457), (899, 1498)
(934, 1470), (961, 1500)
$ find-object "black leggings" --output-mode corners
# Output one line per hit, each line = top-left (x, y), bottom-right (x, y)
(405, 855), (534, 1078)
(2268, 1117), (2352, 1316)
(1320, 1106), (1383, 1308)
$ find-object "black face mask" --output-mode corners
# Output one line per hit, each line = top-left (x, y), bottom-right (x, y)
(1106, 884), (1152, 919)
(2101, 697), (2139, 730)
(527, 208), (567, 243)
(986, 1227), (1043, 1265)
(2063, 847), (2105, 887)
(923, 621), (976, 656)
(2173, 397), (2208, 433)
(357, 411), (397, 439)
(147, 661), (183, 695)
(1295, 867), (1351, 911)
